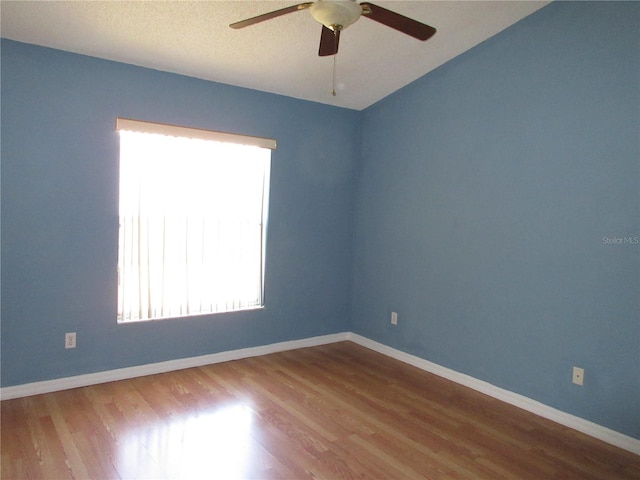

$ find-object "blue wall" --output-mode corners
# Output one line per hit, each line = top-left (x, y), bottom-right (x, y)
(1, 40), (359, 386)
(352, 1), (639, 438)
(2, 1), (639, 440)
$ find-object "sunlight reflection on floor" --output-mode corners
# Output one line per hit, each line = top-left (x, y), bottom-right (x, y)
(117, 403), (255, 479)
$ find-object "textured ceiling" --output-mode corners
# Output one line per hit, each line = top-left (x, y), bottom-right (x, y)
(0, 1), (550, 110)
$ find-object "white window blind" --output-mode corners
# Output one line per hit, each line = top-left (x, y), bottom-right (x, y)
(116, 118), (274, 322)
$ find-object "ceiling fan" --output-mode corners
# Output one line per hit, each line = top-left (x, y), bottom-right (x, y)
(230, 0), (436, 57)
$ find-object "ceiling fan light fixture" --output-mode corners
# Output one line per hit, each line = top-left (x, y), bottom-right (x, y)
(310, 0), (362, 31)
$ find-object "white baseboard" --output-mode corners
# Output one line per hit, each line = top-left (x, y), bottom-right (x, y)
(0, 332), (350, 401)
(1, 330), (637, 455)
(346, 333), (640, 455)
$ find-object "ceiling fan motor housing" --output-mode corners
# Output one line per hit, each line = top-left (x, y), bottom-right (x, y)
(310, 0), (362, 31)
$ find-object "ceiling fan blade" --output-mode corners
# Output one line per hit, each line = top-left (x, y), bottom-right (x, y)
(360, 2), (436, 41)
(230, 2), (313, 29)
(319, 25), (340, 56)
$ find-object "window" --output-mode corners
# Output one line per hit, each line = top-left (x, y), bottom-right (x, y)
(116, 118), (275, 323)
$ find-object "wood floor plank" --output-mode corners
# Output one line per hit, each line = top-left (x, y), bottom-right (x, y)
(2, 341), (639, 479)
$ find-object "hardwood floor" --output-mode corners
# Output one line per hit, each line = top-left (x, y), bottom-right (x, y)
(2, 341), (638, 479)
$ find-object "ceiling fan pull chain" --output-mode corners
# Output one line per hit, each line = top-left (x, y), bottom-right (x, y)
(331, 52), (337, 96)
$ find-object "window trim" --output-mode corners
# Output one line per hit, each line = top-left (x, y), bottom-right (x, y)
(115, 118), (274, 323)
(115, 118), (277, 150)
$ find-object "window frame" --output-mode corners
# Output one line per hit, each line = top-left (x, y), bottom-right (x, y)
(115, 118), (276, 323)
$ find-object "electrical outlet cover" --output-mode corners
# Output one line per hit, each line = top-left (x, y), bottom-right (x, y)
(572, 366), (584, 386)
(65, 332), (76, 349)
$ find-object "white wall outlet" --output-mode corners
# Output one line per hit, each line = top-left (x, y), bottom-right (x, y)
(572, 366), (584, 386)
(391, 311), (398, 325)
(65, 332), (76, 349)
